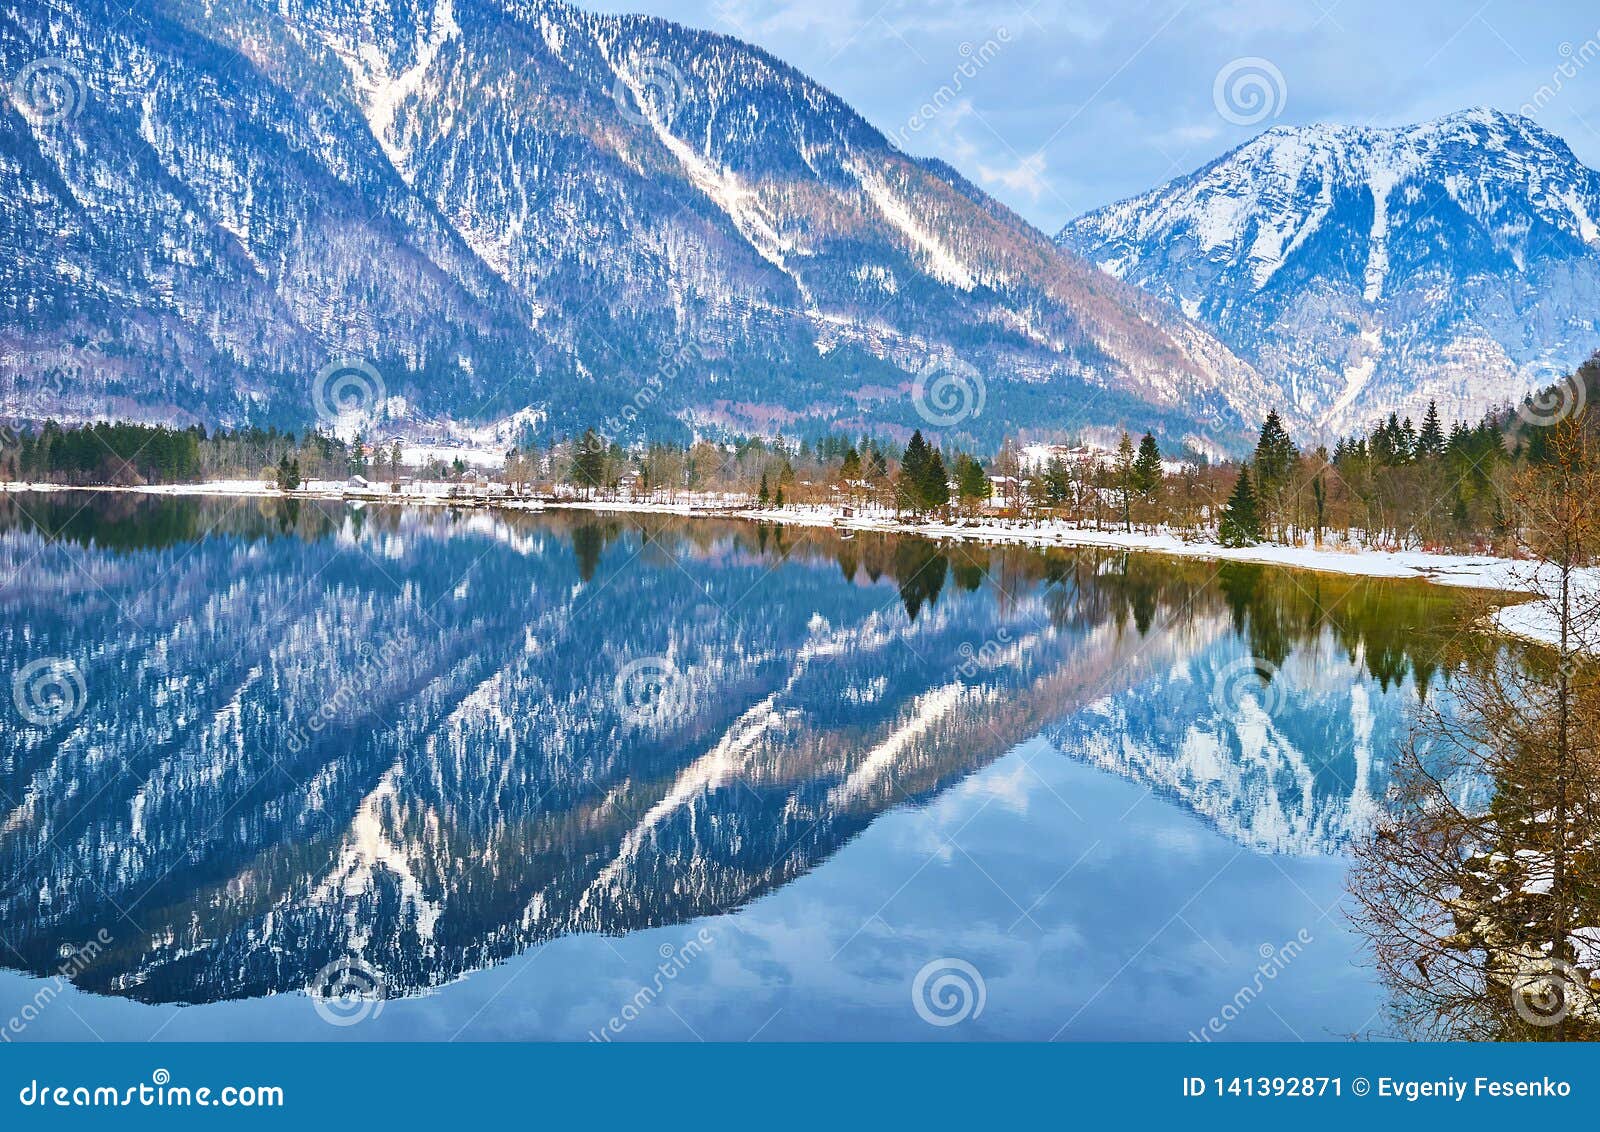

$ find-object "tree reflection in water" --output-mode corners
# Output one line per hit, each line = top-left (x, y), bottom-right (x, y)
(0, 491), (1514, 1015)
(1349, 638), (1600, 1039)
(1349, 423), (1600, 1041)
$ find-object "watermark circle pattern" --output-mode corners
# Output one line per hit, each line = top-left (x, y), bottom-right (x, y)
(12, 657), (87, 726)
(1213, 57), (1287, 126)
(911, 957), (986, 1027)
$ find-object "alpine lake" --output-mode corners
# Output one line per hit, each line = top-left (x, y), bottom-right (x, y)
(0, 490), (1519, 1040)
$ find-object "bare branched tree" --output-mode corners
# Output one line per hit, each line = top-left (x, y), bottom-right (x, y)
(1350, 416), (1600, 1040)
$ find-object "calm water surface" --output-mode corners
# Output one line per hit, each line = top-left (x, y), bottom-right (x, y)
(0, 492), (1481, 1040)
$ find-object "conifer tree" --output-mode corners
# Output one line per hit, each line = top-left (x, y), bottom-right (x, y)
(1115, 431), (1137, 532)
(1252, 410), (1299, 540)
(865, 441), (891, 506)
(275, 453), (300, 492)
(901, 430), (931, 484)
(1132, 433), (1163, 527)
(954, 453), (989, 507)
(1311, 473), (1326, 545)
(1417, 401), (1446, 458)
(1253, 411), (1298, 487)
(921, 447), (950, 510)
(898, 430), (933, 513)
(1131, 433), (1161, 492)
(1218, 468), (1262, 547)
(572, 429), (606, 498)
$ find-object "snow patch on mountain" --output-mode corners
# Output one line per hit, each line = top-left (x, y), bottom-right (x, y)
(628, 79), (802, 281)
(1060, 108), (1600, 438)
(849, 160), (978, 292)
(0, 0), (1261, 449)
(329, 0), (462, 176)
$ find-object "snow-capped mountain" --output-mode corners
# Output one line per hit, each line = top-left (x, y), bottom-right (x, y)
(0, 0), (1264, 449)
(1058, 108), (1600, 438)
(1050, 638), (1397, 855)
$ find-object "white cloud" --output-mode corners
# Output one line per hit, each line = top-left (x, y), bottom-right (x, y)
(1158, 122), (1223, 147)
(977, 152), (1049, 201)
(587, 0), (1600, 231)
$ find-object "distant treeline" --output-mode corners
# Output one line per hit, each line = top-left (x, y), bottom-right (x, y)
(0, 421), (367, 486)
(2, 421), (203, 484)
(1213, 356), (1598, 552)
(4, 354), (1596, 556)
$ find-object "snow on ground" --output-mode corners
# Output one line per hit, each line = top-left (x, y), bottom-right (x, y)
(1018, 443), (1191, 475)
(439, 497), (1600, 653)
(0, 478), (495, 504)
(396, 443), (504, 469)
(4, 481), (1595, 652)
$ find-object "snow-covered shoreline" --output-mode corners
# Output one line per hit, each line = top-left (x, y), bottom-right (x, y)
(6, 479), (1593, 652)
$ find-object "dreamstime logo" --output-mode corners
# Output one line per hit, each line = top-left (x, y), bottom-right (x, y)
(15, 1068), (284, 1108)
(1521, 32), (1600, 116)
(284, 629), (412, 753)
(613, 656), (690, 726)
(1556, 646), (1592, 692)
(887, 29), (1012, 152)
(10, 57), (87, 125)
(588, 928), (716, 1041)
(1210, 655), (1284, 718)
(2, 930), (112, 1042)
(309, 957), (387, 1027)
(912, 358), (986, 429)
(311, 357), (386, 426)
(25, 328), (116, 415)
(1190, 930), (1313, 1041)
(613, 55), (689, 127)
(1, 416), (25, 463)
(1212, 57), (1287, 126)
(1514, 372), (1587, 430)
(911, 957), (986, 1027)
(956, 627), (1013, 679)
(12, 657), (87, 726)
(79, 327), (114, 361)
(597, 333), (713, 441)
(1510, 957), (1582, 1028)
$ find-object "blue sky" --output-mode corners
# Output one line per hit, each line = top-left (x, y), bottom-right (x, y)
(586, 0), (1600, 232)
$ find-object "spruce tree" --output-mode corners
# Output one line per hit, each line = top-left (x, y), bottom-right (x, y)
(572, 429), (606, 498)
(899, 430), (933, 513)
(1252, 410), (1299, 540)
(1218, 468), (1262, 547)
(1132, 433), (1163, 497)
(954, 454), (989, 505)
(275, 453), (300, 492)
(866, 441), (890, 506)
(1373, 414), (1404, 466)
(1253, 411), (1299, 491)
(1417, 401), (1445, 458)
(757, 471), (770, 507)
(921, 447), (950, 510)
(901, 430), (931, 486)
(1115, 431), (1136, 531)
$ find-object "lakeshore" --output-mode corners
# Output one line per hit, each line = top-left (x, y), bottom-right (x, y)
(5, 477), (1593, 651)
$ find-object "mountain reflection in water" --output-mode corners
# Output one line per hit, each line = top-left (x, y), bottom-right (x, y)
(0, 492), (1471, 1022)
